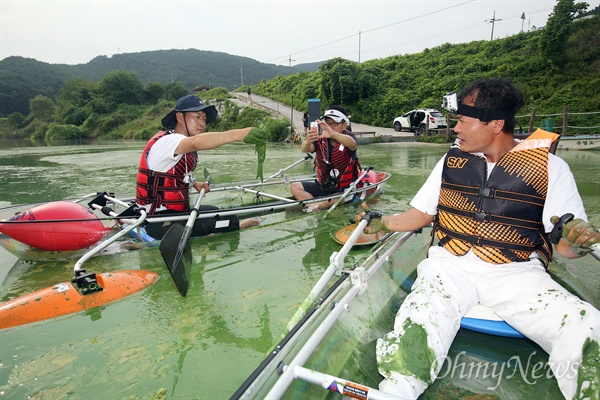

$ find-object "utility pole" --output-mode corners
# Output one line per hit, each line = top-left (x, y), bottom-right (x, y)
(485, 11), (502, 40)
(358, 31), (361, 63)
(240, 66), (244, 87)
(287, 54), (296, 67)
(520, 12), (526, 32)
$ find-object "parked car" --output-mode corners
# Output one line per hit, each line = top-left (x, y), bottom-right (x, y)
(393, 109), (447, 135)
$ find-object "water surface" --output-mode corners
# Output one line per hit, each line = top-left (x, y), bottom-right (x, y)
(0, 140), (598, 399)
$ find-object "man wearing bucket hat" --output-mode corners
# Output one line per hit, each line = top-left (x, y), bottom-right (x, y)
(290, 105), (361, 209)
(136, 95), (265, 239)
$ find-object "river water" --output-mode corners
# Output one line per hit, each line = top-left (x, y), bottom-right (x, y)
(0, 140), (598, 399)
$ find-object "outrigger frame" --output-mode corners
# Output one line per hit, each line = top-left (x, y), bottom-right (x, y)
(232, 218), (423, 400)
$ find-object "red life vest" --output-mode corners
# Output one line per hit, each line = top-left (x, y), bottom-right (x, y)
(314, 130), (361, 192)
(136, 130), (197, 214)
(435, 130), (560, 267)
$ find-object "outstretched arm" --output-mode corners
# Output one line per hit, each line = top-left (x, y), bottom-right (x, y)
(175, 128), (252, 154)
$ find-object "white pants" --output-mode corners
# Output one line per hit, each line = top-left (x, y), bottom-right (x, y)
(376, 246), (599, 399)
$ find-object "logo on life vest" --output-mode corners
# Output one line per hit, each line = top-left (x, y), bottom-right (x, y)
(446, 157), (468, 168)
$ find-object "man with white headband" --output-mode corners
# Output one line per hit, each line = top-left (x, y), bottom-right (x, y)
(355, 78), (599, 399)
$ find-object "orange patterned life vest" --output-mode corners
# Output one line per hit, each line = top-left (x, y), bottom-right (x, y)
(136, 130), (197, 214)
(435, 130), (559, 267)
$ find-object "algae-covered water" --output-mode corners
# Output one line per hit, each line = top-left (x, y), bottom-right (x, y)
(0, 140), (598, 399)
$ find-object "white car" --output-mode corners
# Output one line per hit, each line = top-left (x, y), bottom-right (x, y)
(393, 109), (447, 135)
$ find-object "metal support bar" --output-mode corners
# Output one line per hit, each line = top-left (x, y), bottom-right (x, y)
(293, 365), (401, 400)
(266, 230), (418, 399)
(73, 209), (147, 273)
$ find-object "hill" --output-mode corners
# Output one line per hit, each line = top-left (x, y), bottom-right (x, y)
(0, 49), (322, 117)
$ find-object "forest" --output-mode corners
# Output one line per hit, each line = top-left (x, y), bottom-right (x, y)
(0, 0), (598, 142)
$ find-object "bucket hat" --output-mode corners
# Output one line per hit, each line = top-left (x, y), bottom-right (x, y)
(161, 95), (218, 129)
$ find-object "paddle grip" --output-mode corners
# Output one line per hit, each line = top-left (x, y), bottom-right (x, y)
(363, 211), (382, 224)
(550, 213), (574, 245)
(350, 211), (382, 225)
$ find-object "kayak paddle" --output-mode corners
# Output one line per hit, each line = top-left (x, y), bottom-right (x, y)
(159, 181), (208, 297)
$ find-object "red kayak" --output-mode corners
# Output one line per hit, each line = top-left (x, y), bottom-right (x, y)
(0, 201), (111, 251)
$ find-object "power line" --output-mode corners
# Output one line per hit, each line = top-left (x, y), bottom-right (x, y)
(361, 0), (476, 34)
(244, 0), (476, 68)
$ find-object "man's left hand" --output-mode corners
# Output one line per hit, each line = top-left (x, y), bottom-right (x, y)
(194, 181), (210, 193)
(364, 218), (389, 235)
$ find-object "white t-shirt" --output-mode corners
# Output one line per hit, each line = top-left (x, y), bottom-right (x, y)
(146, 133), (188, 172)
(410, 152), (587, 234)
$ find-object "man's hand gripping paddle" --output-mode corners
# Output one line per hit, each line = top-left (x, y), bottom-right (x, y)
(550, 213), (600, 262)
(334, 203), (391, 246)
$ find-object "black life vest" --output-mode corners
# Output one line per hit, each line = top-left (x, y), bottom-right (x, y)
(435, 130), (559, 267)
(136, 130), (197, 214)
(314, 130), (361, 192)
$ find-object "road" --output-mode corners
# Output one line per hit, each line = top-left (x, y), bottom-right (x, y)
(231, 92), (414, 139)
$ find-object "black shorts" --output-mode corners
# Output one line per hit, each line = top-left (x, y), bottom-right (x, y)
(144, 205), (241, 240)
(301, 180), (344, 198)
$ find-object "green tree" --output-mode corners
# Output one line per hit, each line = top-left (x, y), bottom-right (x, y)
(29, 95), (56, 122)
(6, 112), (26, 128)
(319, 58), (361, 105)
(55, 78), (96, 124)
(165, 81), (189, 101)
(145, 82), (165, 104)
(97, 70), (146, 112)
(57, 78), (96, 107)
(539, 0), (589, 66)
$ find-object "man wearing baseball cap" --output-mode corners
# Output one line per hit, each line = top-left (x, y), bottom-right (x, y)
(136, 95), (265, 239)
(290, 105), (361, 209)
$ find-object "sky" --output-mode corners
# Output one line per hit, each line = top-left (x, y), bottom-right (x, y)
(1, 0), (598, 67)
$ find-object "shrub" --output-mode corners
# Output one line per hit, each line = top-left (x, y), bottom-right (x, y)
(31, 122), (49, 140)
(264, 118), (292, 142)
(131, 127), (157, 140)
(45, 124), (87, 140)
(419, 134), (452, 144)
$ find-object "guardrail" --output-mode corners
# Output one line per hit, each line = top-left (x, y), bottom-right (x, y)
(353, 131), (376, 137)
(437, 107), (600, 137)
(518, 108), (600, 135)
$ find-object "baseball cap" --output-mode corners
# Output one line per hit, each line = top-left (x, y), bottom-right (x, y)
(161, 95), (218, 129)
(320, 108), (350, 125)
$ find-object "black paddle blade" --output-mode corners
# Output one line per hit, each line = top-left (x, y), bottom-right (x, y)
(159, 223), (191, 297)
